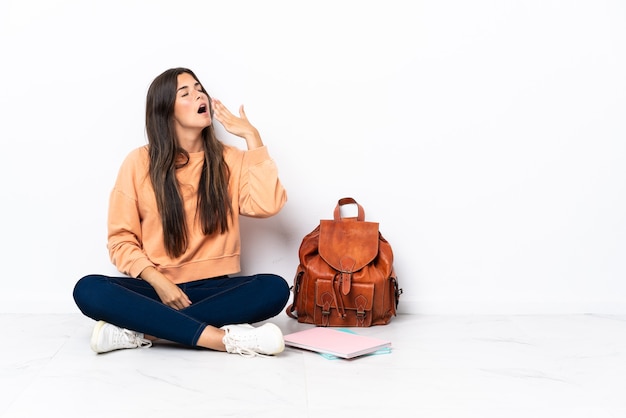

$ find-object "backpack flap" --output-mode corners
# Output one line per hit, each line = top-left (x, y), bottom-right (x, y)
(318, 219), (380, 295)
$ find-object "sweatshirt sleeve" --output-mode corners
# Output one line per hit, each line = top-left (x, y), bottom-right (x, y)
(106, 149), (155, 278)
(235, 145), (287, 217)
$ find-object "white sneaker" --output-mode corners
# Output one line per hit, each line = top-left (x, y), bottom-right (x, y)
(221, 323), (285, 357)
(90, 320), (152, 354)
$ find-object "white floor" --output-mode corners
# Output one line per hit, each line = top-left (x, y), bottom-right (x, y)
(1, 313), (626, 418)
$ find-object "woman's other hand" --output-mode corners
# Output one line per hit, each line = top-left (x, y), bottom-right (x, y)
(212, 98), (263, 149)
(140, 267), (192, 310)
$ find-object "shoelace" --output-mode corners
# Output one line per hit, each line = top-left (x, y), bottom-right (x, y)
(222, 332), (268, 358)
(119, 328), (152, 349)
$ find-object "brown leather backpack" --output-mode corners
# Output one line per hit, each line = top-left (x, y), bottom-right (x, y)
(286, 197), (402, 327)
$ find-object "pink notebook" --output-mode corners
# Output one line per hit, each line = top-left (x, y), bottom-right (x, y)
(283, 327), (392, 359)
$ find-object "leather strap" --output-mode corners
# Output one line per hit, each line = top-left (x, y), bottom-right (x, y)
(339, 256), (356, 295)
(332, 273), (346, 319)
(285, 271), (304, 319)
(355, 294), (368, 327)
(333, 197), (365, 221)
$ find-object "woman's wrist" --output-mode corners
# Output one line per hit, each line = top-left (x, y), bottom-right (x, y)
(244, 128), (263, 149)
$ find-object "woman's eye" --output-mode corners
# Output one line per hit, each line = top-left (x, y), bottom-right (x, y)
(181, 93), (189, 97)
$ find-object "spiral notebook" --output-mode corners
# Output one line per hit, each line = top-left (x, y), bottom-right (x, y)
(283, 327), (392, 359)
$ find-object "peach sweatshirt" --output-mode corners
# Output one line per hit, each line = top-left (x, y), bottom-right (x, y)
(107, 144), (287, 284)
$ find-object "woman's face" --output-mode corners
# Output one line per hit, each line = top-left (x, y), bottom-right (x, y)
(172, 72), (212, 133)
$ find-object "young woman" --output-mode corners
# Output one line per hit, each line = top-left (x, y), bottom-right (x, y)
(73, 68), (290, 357)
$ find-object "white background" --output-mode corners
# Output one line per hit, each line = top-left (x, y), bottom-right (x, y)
(0, 0), (624, 315)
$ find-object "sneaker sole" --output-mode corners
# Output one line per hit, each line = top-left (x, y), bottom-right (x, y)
(90, 320), (107, 353)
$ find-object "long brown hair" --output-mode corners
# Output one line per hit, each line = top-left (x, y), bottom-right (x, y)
(145, 67), (232, 258)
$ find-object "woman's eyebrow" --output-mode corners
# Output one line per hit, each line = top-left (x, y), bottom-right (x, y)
(177, 82), (201, 93)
